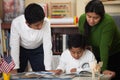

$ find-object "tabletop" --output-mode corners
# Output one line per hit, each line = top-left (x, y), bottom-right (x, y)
(9, 71), (111, 80)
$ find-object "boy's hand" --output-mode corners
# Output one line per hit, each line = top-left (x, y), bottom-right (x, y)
(48, 69), (63, 75)
(70, 68), (77, 73)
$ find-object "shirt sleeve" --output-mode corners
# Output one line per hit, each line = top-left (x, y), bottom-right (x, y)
(100, 21), (115, 71)
(43, 18), (53, 70)
(56, 51), (66, 72)
(10, 20), (20, 69)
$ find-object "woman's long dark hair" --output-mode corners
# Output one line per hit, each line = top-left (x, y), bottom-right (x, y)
(84, 0), (105, 37)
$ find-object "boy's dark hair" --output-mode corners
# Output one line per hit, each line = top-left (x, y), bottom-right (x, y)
(24, 3), (45, 24)
(68, 34), (87, 49)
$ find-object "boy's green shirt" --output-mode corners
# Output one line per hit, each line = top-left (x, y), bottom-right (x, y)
(78, 13), (120, 71)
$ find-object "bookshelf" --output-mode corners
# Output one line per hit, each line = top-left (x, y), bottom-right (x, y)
(51, 25), (79, 55)
(1, 22), (78, 28)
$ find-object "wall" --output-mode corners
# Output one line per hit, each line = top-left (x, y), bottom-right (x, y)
(104, 4), (120, 14)
(0, 0), (120, 19)
(0, 0), (76, 19)
(25, 0), (76, 17)
(76, 0), (120, 18)
(76, 0), (88, 18)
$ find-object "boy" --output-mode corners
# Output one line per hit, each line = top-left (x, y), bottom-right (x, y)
(53, 34), (96, 74)
(10, 3), (52, 73)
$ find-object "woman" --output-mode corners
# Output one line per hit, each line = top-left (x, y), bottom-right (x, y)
(78, 0), (120, 79)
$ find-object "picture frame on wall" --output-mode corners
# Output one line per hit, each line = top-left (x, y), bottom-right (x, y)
(2, 0), (25, 22)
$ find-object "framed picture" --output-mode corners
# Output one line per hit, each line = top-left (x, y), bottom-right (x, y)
(2, 0), (25, 22)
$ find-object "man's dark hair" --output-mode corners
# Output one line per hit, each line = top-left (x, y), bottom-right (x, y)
(68, 34), (87, 49)
(24, 3), (45, 24)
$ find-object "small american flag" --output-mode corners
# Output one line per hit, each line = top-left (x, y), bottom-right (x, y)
(0, 54), (15, 73)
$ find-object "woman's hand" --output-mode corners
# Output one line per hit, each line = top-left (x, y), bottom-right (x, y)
(102, 70), (116, 78)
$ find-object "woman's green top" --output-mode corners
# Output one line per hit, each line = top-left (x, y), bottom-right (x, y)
(78, 13), (120, 71)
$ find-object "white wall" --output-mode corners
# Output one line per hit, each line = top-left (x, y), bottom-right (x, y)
(76, 0), (88, 18)
(1, 0), (120, 18)
(25, 0), (76, 17)
(76, 0), (120, 18)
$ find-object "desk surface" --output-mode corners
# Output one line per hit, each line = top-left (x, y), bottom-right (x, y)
(73, 76), (110, 80)
(10, 72), (111, 80)
(10, 77), (110, 80)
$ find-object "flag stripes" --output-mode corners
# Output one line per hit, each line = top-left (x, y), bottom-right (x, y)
(0, 55), (15, 73)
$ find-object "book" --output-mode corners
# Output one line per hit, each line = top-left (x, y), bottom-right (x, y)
(52, 33), (69, 55)
(1, 29), (6, 53)
(62, 34), (67, 52)
(0, 28), (11, 54)
(0, 19), (3, 56)
(3, 0), (25, 22)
